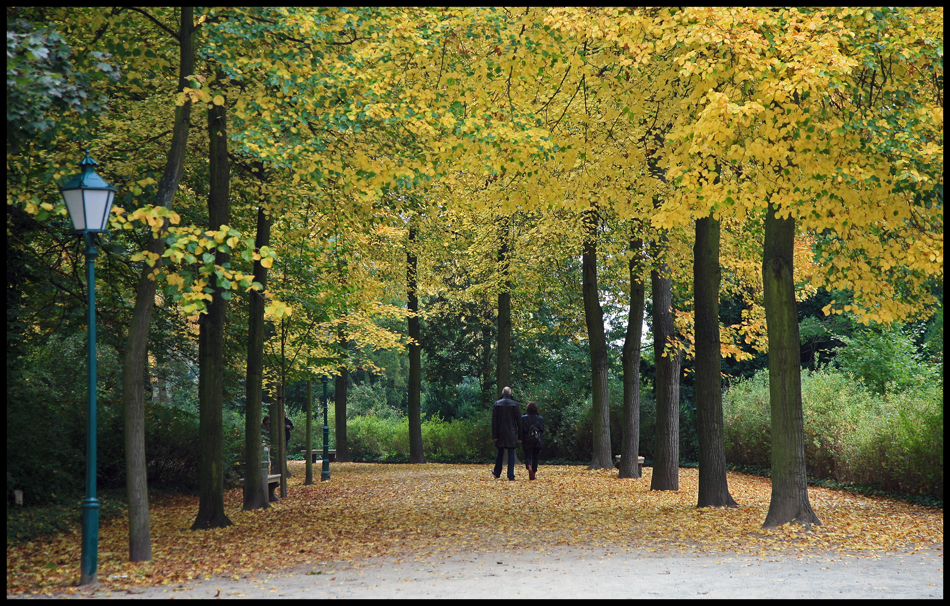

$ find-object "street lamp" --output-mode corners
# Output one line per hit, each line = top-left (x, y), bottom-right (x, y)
(321, 377), (330, 481)
(60, 151), (116, 586)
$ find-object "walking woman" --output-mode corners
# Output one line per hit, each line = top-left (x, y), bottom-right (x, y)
(520, 401), (545, 480)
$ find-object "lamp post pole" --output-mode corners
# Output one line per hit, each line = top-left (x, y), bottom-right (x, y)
(80, 232), (100, 586)
(321, 377), (330, 481)
(60, 151), (115, 586)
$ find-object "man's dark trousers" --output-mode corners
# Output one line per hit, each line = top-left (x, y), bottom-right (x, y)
(494, 447), (516, 480)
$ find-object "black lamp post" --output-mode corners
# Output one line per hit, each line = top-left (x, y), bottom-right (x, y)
(60, 152), (116, 586)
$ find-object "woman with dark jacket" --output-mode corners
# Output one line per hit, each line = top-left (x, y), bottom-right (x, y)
(519, 401), (545, 480)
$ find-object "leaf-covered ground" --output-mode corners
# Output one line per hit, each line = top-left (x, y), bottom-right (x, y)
(6, 463), (943, 596)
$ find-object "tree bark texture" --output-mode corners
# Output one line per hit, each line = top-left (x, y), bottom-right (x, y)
(762, 203), (821, 529)
(481, 306), (495, 407)
(582, 209), (614, 471)
(650, 241), (683, 491)
(496, 215), (511, 396)
(407, 221), (426, 463)
(269, 397), (280, 474)
(694, 216), (738, 507)
(192, 84), (233, 530)
(334, 361), (349, 461)
(122, 6), (195, 559)
(619, 233), (646, 479)
(243, 204), (271, 510)
(305, 379), (313, 485)
(277, 382), (287, 498)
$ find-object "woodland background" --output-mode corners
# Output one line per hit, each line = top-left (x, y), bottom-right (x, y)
(6, 6), (942, 550)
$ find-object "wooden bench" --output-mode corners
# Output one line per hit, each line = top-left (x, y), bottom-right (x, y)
(302, 449), (336, 462)
(614, 455), (645, 475)
(239, 473), (281, 502)
(299, 450), (326, 464)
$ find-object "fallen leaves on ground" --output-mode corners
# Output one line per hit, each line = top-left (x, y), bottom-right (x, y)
(6, 464), (943, 596)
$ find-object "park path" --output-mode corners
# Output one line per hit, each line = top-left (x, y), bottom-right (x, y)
(7, 464), (943, 597)
(51, 544), (943, 599)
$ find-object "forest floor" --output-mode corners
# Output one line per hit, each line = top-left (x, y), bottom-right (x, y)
(6, 462), (943, 598)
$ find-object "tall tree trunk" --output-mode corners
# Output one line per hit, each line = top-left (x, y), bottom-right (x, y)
(305, 379), (314, 485)
(277, 382), (288, 497)
(496, 215), (518, 468)
(278, 319), (291, 488)
(495, 215), (519, 467)
(496, 215), (511, 395)
(334, 356), (350, 461)
(269, 396), (280, 473)
(191, 77), (233, 530)
(650, 237), (683, 491)
(582, 209), (613, 471)
(122, 6), (195, 559)
(695, 216), (738, 507)
(407, 220), (426, 463)
(762, 203), (821, 529)
(481, 305), (495, 407)
(243, 204), (271, 510)
(619, 231), (645, 479)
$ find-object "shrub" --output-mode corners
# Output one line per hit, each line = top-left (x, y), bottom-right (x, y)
(833, 322), (928, 395)
(422, 411), (494, 462)
(347, 382), (402, 420)
(723, 366), (943, 497)
(346, 415), (410, 462)
(722, 371), (772, 466)
(839, 376), (943, 497)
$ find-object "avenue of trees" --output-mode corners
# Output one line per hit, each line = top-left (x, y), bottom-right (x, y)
(7, 7), (942, 562)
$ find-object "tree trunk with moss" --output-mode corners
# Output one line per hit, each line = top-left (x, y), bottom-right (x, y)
(191, 79), (233, 530)
(334, 330), (350, 462)
(243, 203), (271, 510)
(407, 220), (426, 463)
(762, 203), (821, 529)
(619, 231), (645, 479)
(582, 209), (614, 471)
(122, 6), (195, 558)
(650, 237), (682, 491)
(694, 216), (738, 507)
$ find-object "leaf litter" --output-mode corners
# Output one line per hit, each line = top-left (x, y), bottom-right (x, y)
(6, 463), (942, 596)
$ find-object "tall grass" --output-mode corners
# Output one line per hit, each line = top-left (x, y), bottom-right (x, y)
(723, 366), (943, 498)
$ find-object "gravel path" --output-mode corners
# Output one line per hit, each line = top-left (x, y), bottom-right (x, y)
(50, 545), (943, 599)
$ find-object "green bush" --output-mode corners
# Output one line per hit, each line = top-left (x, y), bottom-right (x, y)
(332, 408), (496, 463)
(347, 381), (402, 420)
(838, 375), (943, 497)
(833, 322), (929, 395)
(422, 411), (494, 462)
(345, 415), (411, 462)
(723, 366), (943, 497)
(722, 371), (773, 466)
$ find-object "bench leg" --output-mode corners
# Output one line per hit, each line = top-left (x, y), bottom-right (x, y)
(268, 483), (279, 502)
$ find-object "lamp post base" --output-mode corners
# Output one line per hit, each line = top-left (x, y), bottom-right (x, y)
(79, 497), (100, 585)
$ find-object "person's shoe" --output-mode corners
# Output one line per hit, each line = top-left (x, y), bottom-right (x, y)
(529, 469), (536, 481)
(491, 470), (500, 479)
(508, 477), (516, 481)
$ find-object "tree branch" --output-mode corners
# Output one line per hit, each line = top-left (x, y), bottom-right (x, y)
(125, 7), (181, 41)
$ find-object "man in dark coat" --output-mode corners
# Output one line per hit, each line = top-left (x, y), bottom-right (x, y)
(491, 386), (521, 480)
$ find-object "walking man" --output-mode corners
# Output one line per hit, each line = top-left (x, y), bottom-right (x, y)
(491, 386), (521, 480)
